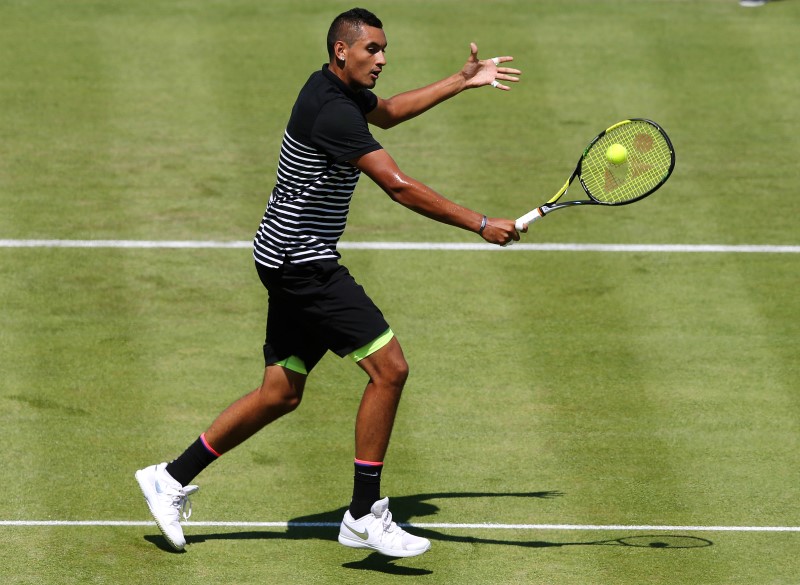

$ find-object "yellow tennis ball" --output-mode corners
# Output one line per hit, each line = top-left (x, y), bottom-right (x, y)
(606, 143), (628, 165)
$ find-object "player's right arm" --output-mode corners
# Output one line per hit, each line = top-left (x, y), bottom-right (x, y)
(351, 149), (520, 245)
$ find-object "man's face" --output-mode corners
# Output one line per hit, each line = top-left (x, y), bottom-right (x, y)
(338, 25), (387, 90)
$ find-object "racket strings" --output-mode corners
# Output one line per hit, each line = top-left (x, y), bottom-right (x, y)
(580, 121), (673, 204)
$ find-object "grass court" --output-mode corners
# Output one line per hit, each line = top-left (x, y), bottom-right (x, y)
(1, 1), (798, 583)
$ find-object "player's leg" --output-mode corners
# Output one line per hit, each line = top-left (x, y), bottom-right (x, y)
(136, 259), (320, 551)
(338, 334), (431, 557)
(201, 363), (307, 454)
(352, 336), (408, 464)
(135, 363), (307, 551)
(159, 260), (315, 484)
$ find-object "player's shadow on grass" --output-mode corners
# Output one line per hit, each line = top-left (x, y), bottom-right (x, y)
(154, 491), (712, 572)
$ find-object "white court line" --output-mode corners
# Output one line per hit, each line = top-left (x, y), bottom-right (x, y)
(2, 239), (795, 536)
(0, 240), (798, 253)
(1, 520), (799, 532)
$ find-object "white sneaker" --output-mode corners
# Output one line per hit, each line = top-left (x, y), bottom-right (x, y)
(338, 497), (431, 558)
(135, 463), (199, 551)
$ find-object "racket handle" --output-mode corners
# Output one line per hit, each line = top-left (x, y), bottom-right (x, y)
(515, 208), (543, 231)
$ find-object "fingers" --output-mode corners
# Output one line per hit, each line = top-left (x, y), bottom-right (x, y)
(481, 218), (523, 246)
(500, 228), (521, 246)
(489, 78), (521, 91)
(491, 55), (514, 65)
(490, 70), (521, 89)
(487, 55), (521, 90)
(472, 45), (519, 71)
(465, 44), (521, 90)
(489, 56), (521, 74)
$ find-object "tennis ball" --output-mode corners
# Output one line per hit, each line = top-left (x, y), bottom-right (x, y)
(606, 143), (628, 165)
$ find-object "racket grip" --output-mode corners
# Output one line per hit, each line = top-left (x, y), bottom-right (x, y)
(515, 208), (543, 231)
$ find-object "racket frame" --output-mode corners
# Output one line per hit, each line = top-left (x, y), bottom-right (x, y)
(516, 119), (675, 230)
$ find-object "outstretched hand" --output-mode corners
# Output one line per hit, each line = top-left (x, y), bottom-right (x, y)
(461, 42), (521, 91)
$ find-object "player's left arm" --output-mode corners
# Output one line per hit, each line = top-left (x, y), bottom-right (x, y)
(367, 43), (520, 130)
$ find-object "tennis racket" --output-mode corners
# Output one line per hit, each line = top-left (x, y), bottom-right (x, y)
(515, 119), (675, 230)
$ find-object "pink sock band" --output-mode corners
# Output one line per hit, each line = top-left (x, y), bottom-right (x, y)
(200, 433), (222, 458)
(354, 458), (383, 467)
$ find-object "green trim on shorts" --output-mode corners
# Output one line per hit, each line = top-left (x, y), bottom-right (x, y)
(349, 328), (394, 362)
(274, 355), (308, 375)
(273, 329), (394, 372)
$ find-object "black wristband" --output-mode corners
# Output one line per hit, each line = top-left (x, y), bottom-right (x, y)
(478, 215), (488, 234)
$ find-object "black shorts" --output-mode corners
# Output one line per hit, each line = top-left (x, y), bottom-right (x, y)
(255, 260), (390, 373)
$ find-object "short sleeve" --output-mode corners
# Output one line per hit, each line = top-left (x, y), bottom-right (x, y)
(357, 89), (379, 114)
(311, 98), (382, 163)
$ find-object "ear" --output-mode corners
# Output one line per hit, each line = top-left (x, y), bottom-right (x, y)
(333, 40), (347, 62)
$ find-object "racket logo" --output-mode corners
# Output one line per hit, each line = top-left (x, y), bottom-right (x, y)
(604, 158), (654, 192)
(633, 133), (654, 153)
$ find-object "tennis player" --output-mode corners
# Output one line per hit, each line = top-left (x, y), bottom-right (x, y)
(136, 7), (521, 558)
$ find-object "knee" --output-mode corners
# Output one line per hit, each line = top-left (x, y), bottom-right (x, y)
(278, 389), (303, 414)
(381, 356), (409, 391)
(360, 338), (409, 394)
(395, 358), (410, 387)
(257, 379), (304, 416)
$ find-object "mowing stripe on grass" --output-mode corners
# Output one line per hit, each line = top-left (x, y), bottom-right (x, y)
(1, 520), (799, 532)
(0, 240), (798, 253)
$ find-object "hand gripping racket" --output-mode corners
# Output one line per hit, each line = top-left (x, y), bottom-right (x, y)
(516, 119), (675, 230)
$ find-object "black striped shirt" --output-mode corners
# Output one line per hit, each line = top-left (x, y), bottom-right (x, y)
(254, 66), (382, 268)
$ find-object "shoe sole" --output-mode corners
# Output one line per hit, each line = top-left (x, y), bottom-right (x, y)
(338, 533), (431, 558)
(135, 469), (186, 552)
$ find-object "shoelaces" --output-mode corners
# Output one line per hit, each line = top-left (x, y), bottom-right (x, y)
(380, 509), (397, 533)
(171, 485), (198, 521)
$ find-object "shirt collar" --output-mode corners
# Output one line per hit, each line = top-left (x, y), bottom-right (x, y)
(321, 64), (360, 100)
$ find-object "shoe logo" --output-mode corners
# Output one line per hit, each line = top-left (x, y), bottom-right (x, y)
(344, 523), (369, 541)
(155, 480), (163, 494)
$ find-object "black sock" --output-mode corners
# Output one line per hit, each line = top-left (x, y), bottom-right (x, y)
(165, 434), (220, 486)
(349, 459), (383, 519)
